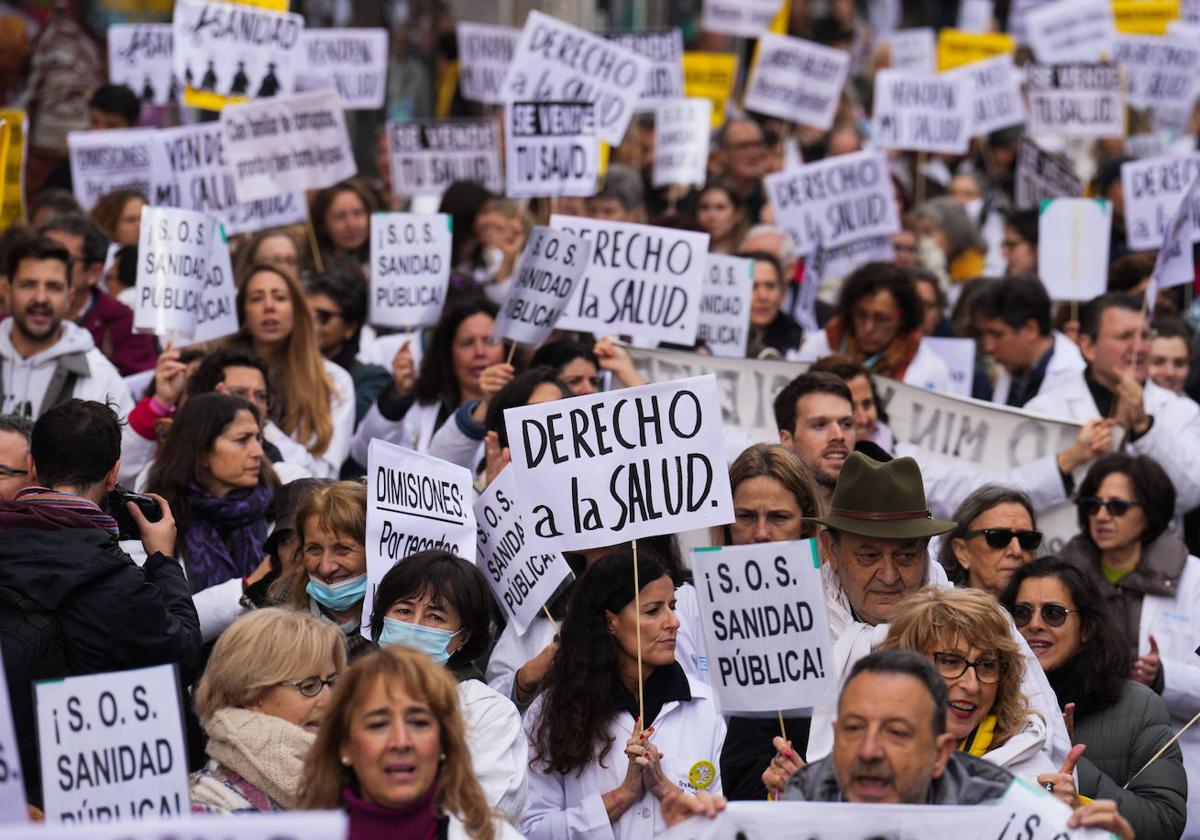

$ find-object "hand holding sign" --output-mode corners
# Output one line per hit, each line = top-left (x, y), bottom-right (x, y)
(1069, 799), (1135, 840)
(761, 735), (803, 798)
(1037, 743), (1086, 808)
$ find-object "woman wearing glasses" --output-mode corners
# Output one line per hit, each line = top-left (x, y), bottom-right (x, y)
(1001, 558), (1188, 840)
(939, 486), (1042, 598)
(191, 608), (345, 812)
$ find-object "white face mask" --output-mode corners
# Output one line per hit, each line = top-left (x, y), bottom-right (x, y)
(918, 236), (947, 274)
(964, 197), (983, 220)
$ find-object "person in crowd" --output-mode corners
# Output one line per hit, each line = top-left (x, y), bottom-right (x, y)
(912, 197), (987, 285)
(310, 179), (376, 271)
(527, 340), (604, 396)
(0, 415), (30, 500)
(89, 187), (145, 247)
(235, 229), (303, 279)
(743, 250), (805, 358)
(369, 550), (528, 815)
(1108, 252), (1158, 297)
(28, 189), (83, 228)
(299, 645), (522, 839)
(1000, 209), (1038, 278)
(892, 215), (921, 270)
(696, 180), (749, 255)
(105, 243), (137, 309)
(911, 269), (952, 338)
(586, 164), (645, 223)
(971, 276), (1086, 408)
(475, 367), (571, 480)
(0, 399), (199, 807)
(259, 477), (332, 592)
(1093, 158), (1132, 265)
(772, 372), (855, 511)
(1002, 559), (1188, 839)
(938, 486), (1041, 598)
(808, 355), (893, 452)
(947, 169), (1007, 275)
(523, 551), (726, 838)
(303, 268), (391, 424)
(714, 115), (769, 223)
(471, 198), (531, 303)
(1149, 318), (1192, 396)
(40, 213), (156, 376)
(40, 84), (142, 193)
(191, 608), (346, 812)
(229, 265), (354, 478)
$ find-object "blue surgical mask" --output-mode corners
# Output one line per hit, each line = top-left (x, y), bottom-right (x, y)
(306, 574), (367, 612)
(378, 617), (459, 665)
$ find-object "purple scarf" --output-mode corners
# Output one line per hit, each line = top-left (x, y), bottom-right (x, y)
(183, 482), (272, 591)
(343, 783), (438, 840)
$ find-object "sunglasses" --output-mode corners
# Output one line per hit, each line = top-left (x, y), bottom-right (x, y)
(1078, 496), (1140, 517)
(931, 651), (1003, 684)
(1009, 603), (1077, 628)
(962, 528), (1043, 550)
(281, 674), (338, 697)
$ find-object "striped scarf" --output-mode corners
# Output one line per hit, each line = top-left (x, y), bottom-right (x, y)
(16, 487), (119, 536)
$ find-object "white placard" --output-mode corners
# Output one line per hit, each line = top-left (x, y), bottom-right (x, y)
(501, 11), (651, 147)
(1015, 138), (1083, 210)
(135, 206), (222, 339)
(505, 101), (599, 199)
(388, 118), (502, 198)
(698, 254), (753, 359)
(923, 336), (976, 398)
(1026, 62), (1124, 138)
(820, 235), (896, 281)
(763, 150), (900, 255)
(606, 29), (685, 110)
(191, 226), (240, 345)
(67, 128), (165, 211)
(108, 24), (178, 106)
(1151, 172), (1200, 289)
(1025, 0), (1116, 63)
(701, 0), (786, 37)
(1038, 198), (1112, 301)
(1121, 153), (1200, 250)
(493, 225), (595, 347)
(293, 28), (388, 110)
(743, 34), (849, 132)
(172, 0), (303, 101)
(474, 465), (574, 634)
(1113, 35), (1200, 111)
(456, 22), (519, 105)
(652, 98), (712, 189)
(886, 28), (936, 73)
(1125, 133), (1169, 159)
(369, 213), (452, 330)
(1009, 0), (1062, 44)
(221, 90), (356, 204)
(692, 540), (836, 713)
(0, 651), (24, 824)
(958, 0), (994, 31)
(221, 193), (308, 236)
(947, 53), (1026, 136)
(871, 69), (971, 154)
(0, 811), (348, 839)
(365, 439), (477, 636)
(36, 664), (187, 824)
(504, 375), (734, 554)
(550, 214), (710, 344)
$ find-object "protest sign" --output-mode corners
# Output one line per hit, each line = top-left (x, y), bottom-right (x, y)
(1125, 133), (1168, 159)
(606, 29), (685, 110)
(682, 52), (738, 128)
(506, 101), (599, 199)
(1015, 138), (1084, 209)
(698, 254), (753, 359)
(872, 70), (971, 155)
(190, 225), (240, 345)
(1025, 0), (1116, 63)
(293, 28), (388, 109)
(223, 193), (307, 235)
(501, 11), (650, 147)
(923, 336), (976, 398)
(1113, 0), (1180, 33)
(36, 664), (187, 824)
(108, 24), (178, 106)
(885, 28), (936, 73)
(764, 150), (900, 254)
(135, 206), (221, 339)
(68, 128), (165, 211)
(1026, 63), (1124, 138)
(221, 90), (355, 204)
(1009, 0), (1062, 43)
(0, 110), (24, 229)
(743, 33), (850, 131)
(1150, 171), (1200, 288)
(947, 53), (1025, 136)
(652, 98), (712, 189)
(700, 0), (786, 37)
(368, 213), (452, 330)
(692, 540), (836, 713)
(958, 0), (995, 30)
(991, 777), (1118, 840)
(493, 225), (594, 346)
(365, 439), (476, 635)
(474, 465), (574, 634)
(936, 28), (1014, 71)
(1113, 35), (1200, 111)
(820, 235), (896, 282)
(1038, 199), (1112, 301)
(550, 215), (710, 344)
(456, 22), (519, 105)
(0, 811), (347, 840)
(153, 122), (237, 216)
(1121, 153), (1200, 250)
(505, 375), (734, 553)
(172, 0), (304, 110)
(388, 119), (502, 197)
(0, 651), (24, 824)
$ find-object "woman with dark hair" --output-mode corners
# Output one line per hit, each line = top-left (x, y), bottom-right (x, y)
(368, 550), (528, 815)
(794, 262), (952, 391)
(524, 551), (725, 839)
(309, 178), (378, 271)
(939, 485), (1041, 597)
(90, 187), (145, 246)
(696, 180), (748, 255)
(1001, 558), (1187, 839)
(480, 367), (571, 473)
(741, 250), (805, 359)
(529, 340), (604, 396)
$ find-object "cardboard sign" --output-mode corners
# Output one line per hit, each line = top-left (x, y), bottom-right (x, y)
(0, 110), (25, 229)
(1015, 139), (1083, 210)
(682, 52), (738, 128)
(293, 28), (388, 110)
(369, 213), (452, 330)
(36, 664), (187, 824)
(108, 24), (179, 106)
(504, 374), (734, 553)
(1121, 153), (1200, 250)
(68, 128), (164, 211)
(743, 33), (850, 131)
(923, 336), (976, 398)
(388, 119), (503, 197)
(1112, 35), (1200, 110)
(1038, 199), (1112, 301)
(505, 101), (599, 199)
(1113, 0), (1180, 33)
(1026, 63), (1124, 138)
(456, 22), (519, 105)
(135, 205), (224, 339)
(652, 98), (712, 189)
(764, 150), (900, 254)
(936, 28), (1015, 71)
(1150, 171), (1200, 289)
(605, 29), (685, 110)
(885, 28), (936, 73)
(700, 0), (786, 37)
(501, 11), (651, 147)
(692, 540), (836, 713)
(698, 254), (753, 359)
(364, 439), (477, 635)
(1025, 0), (1117, 63)
(221, 90), (356, 204)
(493, 225), (594, 346)
(871, 69), (971, 154)
(474, 465), (574, 634)
(172, 0), (304, 110)
(947, 53), (1026, 136)
(550, 214), (710, 343)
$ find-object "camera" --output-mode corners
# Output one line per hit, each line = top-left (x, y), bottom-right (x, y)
(106, 485), (163, 541)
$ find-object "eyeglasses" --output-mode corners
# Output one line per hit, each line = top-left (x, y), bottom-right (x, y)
(281, 674), (338, 697)
(1009, 603), (1077, 628)
(962, 528), (1043, 550)
(931, 651), (1003, 684)
(312, 307), (342, 326)
(1078, 496), (1140, 517)
(0, 465), (28, 478)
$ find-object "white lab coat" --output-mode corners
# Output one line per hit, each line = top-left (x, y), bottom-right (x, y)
(791, 330), (953, 393)
(351, 398), (446, 465)
(522, 672), (725, 840)
(990, 332), (1085, 407)
(458, 678), (529, 819)
(446, 812), (525, 839)
(271, 359), (354, 479)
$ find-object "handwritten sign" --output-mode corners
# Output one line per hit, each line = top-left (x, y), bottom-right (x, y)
(108, 24), (178, 106)
(886, 28), (936, 73)
(505, 101), (599, 199)
(700, 0), (786, 37)
(68, 128), (164, 211)
(493, 225), (594, 347)
(947, 53), (1026, 136)
(698, 255), (753, 359)
(1016, 140), (1084, 210)
(1026, 63), (1124, 138)
(457, 22), (519, 105)
(1112, 34), (1200, 110)
(606, 29), (685, 110)
(743, 33), (850, 131)
(1121, 153), (1200, 250)
(369, 213), (452, 330)
(1150, 171), (1200, 289)
(682, 52), (738, 128)
(388, 119), (502, 197)
(872, 69), (971, 154)
(652, 98), (712, 188)
(293, 28), (388, 110)
(1025, 0), (1117, 63)
(190, 224), (240, 345)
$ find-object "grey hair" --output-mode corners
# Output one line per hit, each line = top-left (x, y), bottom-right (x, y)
(938, 485), (1037, 586)
(741, 224), (798, 272)
(0, 415), (32, 443)
(594, 163), (644, 212)
(912, 196), (987, 260)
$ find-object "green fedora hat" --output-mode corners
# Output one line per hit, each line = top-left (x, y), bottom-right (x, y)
(810, 452), (955, 540)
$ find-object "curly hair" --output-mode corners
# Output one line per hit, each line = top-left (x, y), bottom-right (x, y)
(836, 261), (925, 337)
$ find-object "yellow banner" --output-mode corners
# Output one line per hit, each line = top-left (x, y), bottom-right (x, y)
(769, 0), (790, 34)
(0, 109), (23, 230)
(683, 52), (738, 128)
(936, 29), (1015, 72)
(1112, 0), (1179, 33)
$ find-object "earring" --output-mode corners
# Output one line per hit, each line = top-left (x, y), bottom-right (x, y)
(439, 752), (447, 762)
(340, 755), (351, 766)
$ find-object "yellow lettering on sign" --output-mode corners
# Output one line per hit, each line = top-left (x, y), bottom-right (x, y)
(936, 29), (1014, 72)
(1112, 0), (1179, 34)
(682, 52), (738, 128)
